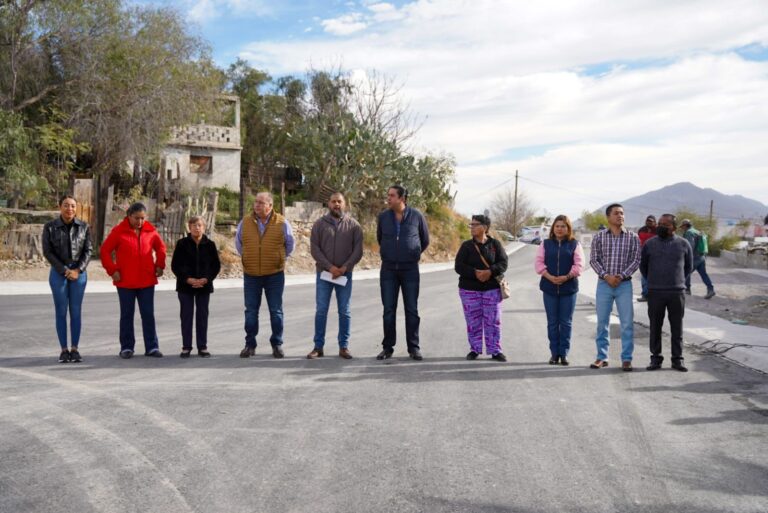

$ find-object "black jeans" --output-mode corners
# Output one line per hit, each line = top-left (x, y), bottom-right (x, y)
(647, 291), (685, 364)
(178, 292), (210, 350)
(380, 267), (420, 352)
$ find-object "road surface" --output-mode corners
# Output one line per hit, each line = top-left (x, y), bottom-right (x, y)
(1, 246), (766, 513)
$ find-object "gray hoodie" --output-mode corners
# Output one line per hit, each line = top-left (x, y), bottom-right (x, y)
(310, 213), (364, 273)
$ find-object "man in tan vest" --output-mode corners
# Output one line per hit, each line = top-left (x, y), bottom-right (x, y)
(235, 192), (295, 358)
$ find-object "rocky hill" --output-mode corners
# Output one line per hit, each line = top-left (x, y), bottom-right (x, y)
(600, 182), (768, 227)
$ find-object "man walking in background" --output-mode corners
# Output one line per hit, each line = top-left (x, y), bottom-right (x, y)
(376, 185), (430, 361)
(680, 219), (715, 299)
(307, 192), (363, 360)
(589, 203), (641, 371)
(636, 215), (657, 302)
(641, 214), (693, 372)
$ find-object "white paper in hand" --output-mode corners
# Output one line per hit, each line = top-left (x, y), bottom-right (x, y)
(320, 271), (348, 286)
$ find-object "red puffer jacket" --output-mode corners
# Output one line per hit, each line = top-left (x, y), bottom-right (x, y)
(100, 218), (167, 289)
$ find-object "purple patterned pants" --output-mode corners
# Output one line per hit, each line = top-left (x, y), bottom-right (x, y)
(459, 288), (503, 354)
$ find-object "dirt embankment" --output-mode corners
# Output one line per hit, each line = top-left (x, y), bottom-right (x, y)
(0, 224), (455, 282)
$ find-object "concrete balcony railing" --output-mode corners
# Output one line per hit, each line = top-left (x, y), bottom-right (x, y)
(167, 124), (241, 149)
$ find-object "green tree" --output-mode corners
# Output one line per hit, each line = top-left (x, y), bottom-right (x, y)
(2, 1), (222, 240)
(581, 209), (609, 231)
(0, 109), (43, 207)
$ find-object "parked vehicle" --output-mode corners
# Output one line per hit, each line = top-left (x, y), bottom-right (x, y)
(519, 225), (550, 244)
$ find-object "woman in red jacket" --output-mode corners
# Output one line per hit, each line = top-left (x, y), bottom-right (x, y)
(100, 202), (167, 358)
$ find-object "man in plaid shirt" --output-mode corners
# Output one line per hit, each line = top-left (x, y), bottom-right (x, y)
(589, 203), (641, 371)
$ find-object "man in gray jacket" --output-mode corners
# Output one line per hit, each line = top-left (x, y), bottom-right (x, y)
(640, 214), (694, 372)
(308, 192), (364, 359)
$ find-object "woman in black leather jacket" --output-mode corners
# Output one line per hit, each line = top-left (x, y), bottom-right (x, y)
(42, 195), (93, 363)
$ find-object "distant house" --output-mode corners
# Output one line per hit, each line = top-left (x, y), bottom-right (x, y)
(160, 95), (242, 193)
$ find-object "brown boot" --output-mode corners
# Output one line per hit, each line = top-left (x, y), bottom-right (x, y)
(339, 348), (353, 359)
(307, 348), (324, 359)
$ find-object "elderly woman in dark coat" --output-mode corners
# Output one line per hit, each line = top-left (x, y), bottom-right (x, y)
(171, 216), (221, 358)
(454, 214), (509, 361)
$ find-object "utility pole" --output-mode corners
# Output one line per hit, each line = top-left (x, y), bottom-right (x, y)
(709, 199), (714, 227)
(512, 170), (519, 236)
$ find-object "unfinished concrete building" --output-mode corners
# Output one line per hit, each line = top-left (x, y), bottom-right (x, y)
(160, 95), (242, 194)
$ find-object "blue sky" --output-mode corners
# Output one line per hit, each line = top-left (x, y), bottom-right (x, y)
(146, 1), (768, 219)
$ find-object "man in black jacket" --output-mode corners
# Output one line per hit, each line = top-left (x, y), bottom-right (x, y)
(640, 214), (693, 371)
(376, 185), (430, 361)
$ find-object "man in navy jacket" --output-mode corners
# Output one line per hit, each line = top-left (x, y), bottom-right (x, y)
(376, 185), (430, 361)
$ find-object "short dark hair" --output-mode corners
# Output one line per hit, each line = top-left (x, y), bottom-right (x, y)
(59, 194), (76, 206)
(605, 203), (623, 217)
(388, 185), (408, 200)
(127, 202), (147, 216)
(660, 213), (677, 228)
(472, 214), (491, 229)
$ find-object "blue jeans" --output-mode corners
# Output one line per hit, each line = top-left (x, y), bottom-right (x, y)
(542, 292), (577, 358)
(313, 272), (353, 349)
(595, 279), (634, 361)
(685, 259), (714, 291)
(380, 267), (420, 352)
(243, 272), (284, 348)
(116, 286), (159, 353)
(49, 267), (87, 349)
(640, 275), (648, 297)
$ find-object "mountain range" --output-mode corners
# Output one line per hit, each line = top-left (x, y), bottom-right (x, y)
(599, 182), (768, 227)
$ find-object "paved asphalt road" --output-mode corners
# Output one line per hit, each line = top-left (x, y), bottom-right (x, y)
(1, 246), (767, 513)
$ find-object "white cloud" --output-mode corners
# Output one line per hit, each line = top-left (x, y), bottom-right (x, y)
(187, 0), (270, 23)
(367, 2), (405, 22)
(238, 1), (768, 216)
(321, 13), (368, 36)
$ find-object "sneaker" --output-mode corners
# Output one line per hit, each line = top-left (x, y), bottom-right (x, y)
(671, 362), (689, 372)
(466, 351), (479, 360)
(145, 349), (163, 357)
(119, 350), (134, 359)
(240, 346), (255, 358)
(69, 349), (82, 363)
(705, 290), (716, 300)
(376, 349), (394, 360)
(548, 356), (559, 365)
(646, 362), (662, 371)
(272, 346), (284, 358)
(58, 350), (70, 363)
(491, 352), (507, 362)
(559, 356), (569, 366)
(637, 295), (648, 302)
